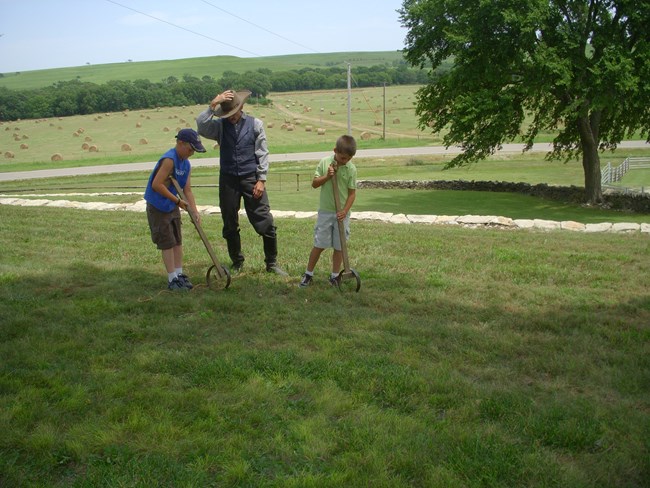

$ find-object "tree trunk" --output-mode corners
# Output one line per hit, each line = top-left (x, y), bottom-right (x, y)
(578, 114), (603, 204)
(582, 144), (603, 204)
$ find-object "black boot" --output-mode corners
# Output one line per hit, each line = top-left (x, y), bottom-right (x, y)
(263, 231), (288, 276)
(226, 233), (244, 273)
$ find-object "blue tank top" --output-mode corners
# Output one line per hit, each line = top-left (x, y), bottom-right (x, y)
(144, 148), (191, 212)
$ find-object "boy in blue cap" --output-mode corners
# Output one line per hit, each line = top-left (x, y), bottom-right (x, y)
(144, 129), (205, 290)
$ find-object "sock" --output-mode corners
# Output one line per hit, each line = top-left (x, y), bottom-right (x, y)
(168, 271), (178, 282)
(175, 267), (183, 276)
(305, 270), (314, 276)
(331, 272), (339, 279)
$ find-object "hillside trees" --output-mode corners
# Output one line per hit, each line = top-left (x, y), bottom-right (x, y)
(399, 0), (650, 204)
(0, 63), (432, 122)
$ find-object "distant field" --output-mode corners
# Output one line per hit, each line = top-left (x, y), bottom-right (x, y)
(0, 51), (406, 91)
(0, 85), (441, 168)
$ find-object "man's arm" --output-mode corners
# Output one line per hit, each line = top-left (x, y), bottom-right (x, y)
(195, 107), (222, 143)
(254, 118), (269, 182)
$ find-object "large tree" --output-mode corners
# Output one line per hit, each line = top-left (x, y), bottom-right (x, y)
(399, 0), (650, 203)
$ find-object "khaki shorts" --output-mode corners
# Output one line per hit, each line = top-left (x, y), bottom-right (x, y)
(313, 210), (350, 251)
(147, 203), (182, 250)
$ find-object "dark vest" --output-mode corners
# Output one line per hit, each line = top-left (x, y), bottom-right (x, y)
(220, 116), (257, 177)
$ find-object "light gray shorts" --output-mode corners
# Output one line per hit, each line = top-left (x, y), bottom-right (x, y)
(313, 210), (350, 251)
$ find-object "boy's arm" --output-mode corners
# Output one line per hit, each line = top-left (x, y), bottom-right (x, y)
(312, 163), (336, 188)
(181, 173), (201, 224)
(338, 188), (356, 220)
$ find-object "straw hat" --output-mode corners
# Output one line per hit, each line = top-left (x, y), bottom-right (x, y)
(214, 90), (252, 118)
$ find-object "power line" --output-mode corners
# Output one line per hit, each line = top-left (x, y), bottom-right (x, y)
(198, 0), (320, 54)
(104, 0), (261, 57)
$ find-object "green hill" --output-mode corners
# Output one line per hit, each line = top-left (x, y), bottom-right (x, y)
(0, 51), (406, 91)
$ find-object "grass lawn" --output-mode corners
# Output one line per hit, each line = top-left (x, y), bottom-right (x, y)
(1, 205), (649, 487)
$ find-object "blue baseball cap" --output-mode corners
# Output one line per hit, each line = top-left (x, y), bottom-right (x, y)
(176, 128), (206, 153)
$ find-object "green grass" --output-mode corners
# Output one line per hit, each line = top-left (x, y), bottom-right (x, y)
(3, 151), (649, 224)
(1, 205), (649, 486)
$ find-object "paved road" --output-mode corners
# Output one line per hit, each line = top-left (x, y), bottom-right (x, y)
(1, 141), (648, 182)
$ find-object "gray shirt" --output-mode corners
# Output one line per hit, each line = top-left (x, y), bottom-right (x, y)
(196, 107), (269, 181)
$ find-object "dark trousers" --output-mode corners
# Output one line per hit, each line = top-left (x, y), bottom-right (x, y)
(219, 172), (277, 266)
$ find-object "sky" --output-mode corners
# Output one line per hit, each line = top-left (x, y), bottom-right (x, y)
(0, 0), (408, 73)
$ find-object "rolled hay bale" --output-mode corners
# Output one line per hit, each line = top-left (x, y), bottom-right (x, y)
(81, 143), (90, 150)
(286, 125), (295, 132)
(330, 111), (336, 115)
(374, 121), (383, 126)
(51, 153), (63, 162)
(305, 125), (313, 132)
(281, 123), (288, 130)
(89, 145), (98, 152)
(139, 138), (148, 145)
(393, 118), (401, 124)
(267, 123), (274, 129)
(360, 131), (372, 140)
(78, 128), (85, 133)
(121, 143), (132, 152)
(4, 151), (15, 158)
(22, 134), (28, 140)
(20, 143), (29, 149)
(136, 122), (142, 128)
(163, 127), (170, 132)
(213, 142), (219, 149)
(317, 128), (326, 135)
(179, 118), (186, 123)
(73, 132), (80, 137)
(84, 136), (92, 142)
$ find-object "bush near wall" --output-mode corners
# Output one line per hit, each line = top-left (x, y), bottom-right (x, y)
(358, 180), (650, 213)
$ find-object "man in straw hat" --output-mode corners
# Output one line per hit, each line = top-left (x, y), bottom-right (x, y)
(196, 89), (287, 276)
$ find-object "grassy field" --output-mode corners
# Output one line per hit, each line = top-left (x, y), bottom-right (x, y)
(0, 51), (406, 90)
(0, 85), (440, 168)
(1, 205), (649, 487)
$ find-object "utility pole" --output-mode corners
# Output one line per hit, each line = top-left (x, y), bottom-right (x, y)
(382, 83), (386, 140)
(347, 63), (352, 136)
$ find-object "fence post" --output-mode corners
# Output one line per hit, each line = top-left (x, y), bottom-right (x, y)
(296, 173), (300, 192)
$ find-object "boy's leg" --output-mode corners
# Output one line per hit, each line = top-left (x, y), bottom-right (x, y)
(162, 247), (176, 273)
(173, 244), (183, 269)
(307, 247), (325, 272)
(332, 250), (343, 275)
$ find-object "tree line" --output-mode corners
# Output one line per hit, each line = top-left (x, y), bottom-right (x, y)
(0, 64), (431, 121)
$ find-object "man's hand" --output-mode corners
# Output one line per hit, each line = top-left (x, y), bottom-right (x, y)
(253, 180), (265, 199)
(210, 90), (234, 110)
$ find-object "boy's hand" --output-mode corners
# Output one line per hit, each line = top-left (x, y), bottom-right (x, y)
(328, 163), (337, 178)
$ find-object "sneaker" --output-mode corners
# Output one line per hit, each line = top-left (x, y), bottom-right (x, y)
(266, 264), (288, 276)
(168, 276), (189, 291)
(231, 262), (244, 275)
(177, 273), (193, 289)
(299, 273), (313, 288)
(329, 275), (341, 287)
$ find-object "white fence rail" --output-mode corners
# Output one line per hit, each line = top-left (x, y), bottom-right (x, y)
(601, 157), (650, 195)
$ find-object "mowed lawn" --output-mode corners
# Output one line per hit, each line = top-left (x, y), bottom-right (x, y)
(1, 204), (649, 487)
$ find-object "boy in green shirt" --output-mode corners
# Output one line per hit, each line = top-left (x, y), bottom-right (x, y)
(299, 135), (357, 287)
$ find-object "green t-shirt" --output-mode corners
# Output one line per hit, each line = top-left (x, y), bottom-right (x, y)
(315, 155), (357, 213)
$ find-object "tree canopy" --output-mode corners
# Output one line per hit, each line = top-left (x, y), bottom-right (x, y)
(399, 0), (650, 203)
